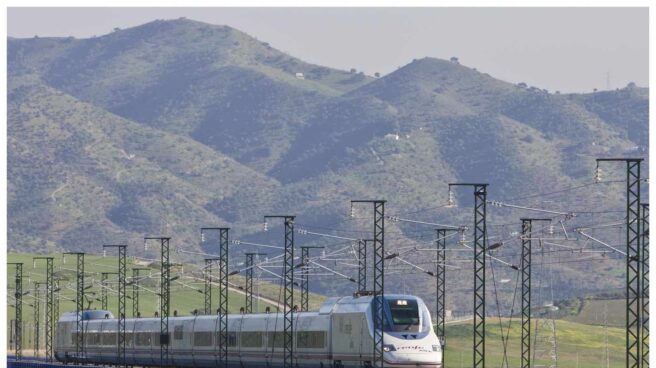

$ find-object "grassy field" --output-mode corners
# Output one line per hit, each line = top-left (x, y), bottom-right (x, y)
(563, 298), (627, 328)
(8, 252), (627, 367)
(7, 252), (325, 323)
(443, 318), (625, 368)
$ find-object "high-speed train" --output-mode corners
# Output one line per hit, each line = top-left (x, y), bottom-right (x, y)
(55, 294), (442, 367)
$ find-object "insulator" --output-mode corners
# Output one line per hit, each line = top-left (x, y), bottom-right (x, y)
(201, 233), (206, 243)
(459, 231), (467, 245)
(548, 225), (555, 236)
(32, 259), (36, 269)
(144, 240), (148, 251)
(103, 249), (107, 258)
(447, 189), (456, 208)
(263, 221), (268, 232)
(594, 165), (602, 183)
(350, 205), (355, 218)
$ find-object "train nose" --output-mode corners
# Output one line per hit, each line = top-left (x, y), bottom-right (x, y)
(383, 344), (442, 366)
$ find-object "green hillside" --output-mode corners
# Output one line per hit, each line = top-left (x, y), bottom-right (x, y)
(7, 18), (649, 313)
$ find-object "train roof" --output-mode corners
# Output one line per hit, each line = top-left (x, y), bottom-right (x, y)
(58, 295), (422, 322)
(59, 310), (114, 321)
(319, 294), (421, 314)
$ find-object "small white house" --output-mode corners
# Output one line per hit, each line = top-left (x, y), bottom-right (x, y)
(295, 72), (305, 80)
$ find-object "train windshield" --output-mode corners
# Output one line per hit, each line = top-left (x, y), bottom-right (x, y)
(386, 298), (423, 332)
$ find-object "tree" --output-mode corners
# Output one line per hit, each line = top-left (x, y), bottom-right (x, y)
(450, 56), (459, 64)
(374, 72), (380, 78)
(350, 68), (357, 74)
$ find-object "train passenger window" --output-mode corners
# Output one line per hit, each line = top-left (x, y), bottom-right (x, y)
(241, 332), (263, 348)
(194, 331), (213, 347)
(267, 332), (284, 348)
(136, 332), (152, 346)
(214, 331), (238, 347)
(102, 332), (116, 345)
(174, 325), (184, 340)
(153, 333), (165, 345)
(297, 331), (326, 349)
(85, 333), (100, 345)
(125, 332), (133, 346)
(71, 333), (77, 345)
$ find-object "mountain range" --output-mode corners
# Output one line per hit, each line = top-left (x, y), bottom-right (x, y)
(8, 18), (649, 311)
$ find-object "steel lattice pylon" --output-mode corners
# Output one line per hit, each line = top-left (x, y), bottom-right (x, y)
(357, 239), (368, 294)
(473, 186), (487, 368)
(64, 252), (85, 361)
(352, 200), (386, 368)
(641, 203), (649, 368)
(34, 282), (41, 357)
(218, 228), (229, 368)
(104, 245), (127, 367)
(9, 263), (23, 360)
(204, 258), (213, 315)
(284, 217), (295, 368)
(520, 218), (551, 368)
(532, 244), (558, 368)
(33, 257), (54, 361)
(264, 215), (296, 368)
(132, 268), (149, 318)
(53, 279), (60, 341)
(245, 253), (256, 314)
(145, 237), (171, 367)
(597, 158), (642, 368)
(521, 221), (532, 368)
(449, 183), (488, 368)
(533, 317), (559, 368)
(301, 247), (310, 312)
(435, 228), (458, 362)
(300, 246), (323, 312)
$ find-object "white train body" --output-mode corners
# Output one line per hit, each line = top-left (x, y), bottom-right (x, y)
(55, 294), (442, 367)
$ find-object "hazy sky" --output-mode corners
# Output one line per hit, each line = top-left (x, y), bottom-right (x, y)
(8, 7), (649, 93)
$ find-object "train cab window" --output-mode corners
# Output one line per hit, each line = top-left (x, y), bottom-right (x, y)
(386, 299), (420, 332)
(297, 331), (326, 349)
(241, 332), (263, 348)
(174, 325), (184, 340)
(194, 331), (213, 347)
(102, 332), (116, 345)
